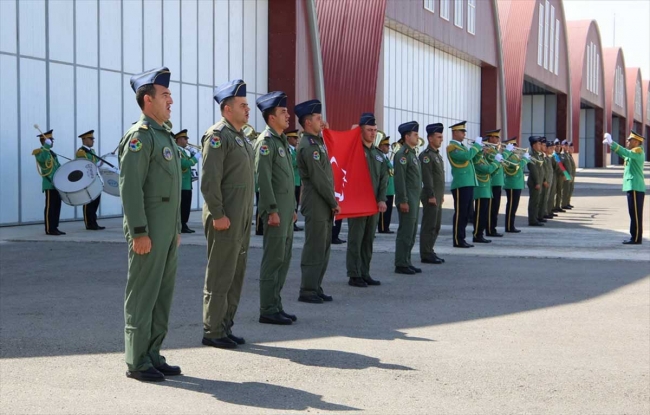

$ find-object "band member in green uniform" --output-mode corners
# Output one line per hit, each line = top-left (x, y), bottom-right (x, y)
(76, 130), (105, 230)
(472, 146), (499, 243)
(119, 67), (182, 382)
(484, 129), (504, 237)
(33, 129), (65, 235)
(174, 130), (200, 233)
(419, 123), (445, 264)
(502, 136), (528, 233)
(604, 131), (646, 244)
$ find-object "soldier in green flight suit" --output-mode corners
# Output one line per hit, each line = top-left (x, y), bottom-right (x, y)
(346, 113), (388, 287)
(296, 99), (339, 303)
(394, 121), (422, 275)
(255, 91), (298, 325)
(32, 129), (65, 235)
(472, 147), (500, 243)
(287, 129), (303, 232)
(564, 142), (577, 209)
(604, 131), (646, 244)
(119, 67), (182, 382)
(419, 123), (445, 264)
(560, 140), (573, 209)
(543, 141), (557, 219)
(536, 137), (550, 223)
(526, 136), (545, 227)
(502, 136), (528, 233)
(446, 121), (483, 248)
(377, 136), (395, 234)
(484, 129), (504, 238)
(174, 130), (200, 234)
(200, 79), (255, 349)
(76, 130), (106, 230)
(552, 139), (567, 213)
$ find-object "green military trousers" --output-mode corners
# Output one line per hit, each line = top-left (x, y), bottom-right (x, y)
(419, 202), (441, 258)
(528, 185), (541, 223)
(546, 176), (555, 215)
(554, 176), (563, 209)
(395, 203), (420, 268)
(562, 179), (571, 207)
(259, 214), (293, 315)
(538, 183), (549, 219)
(300, 215), (333, 296)
(346, 214), (378, 279)
(202, 214), (251, 339)
(124, 229), (177, 372)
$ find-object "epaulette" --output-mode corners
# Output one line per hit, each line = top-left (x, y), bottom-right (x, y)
(632, 147), (643, 154)
(214, 120), (225, 133)
(76, 149), (86, 158)
(264, 130), (272, 138)
(140, 121), (149, 130)
(423, 148), (430, 153)
(308, 137), (317, 146)
(32, 148), (41, 156)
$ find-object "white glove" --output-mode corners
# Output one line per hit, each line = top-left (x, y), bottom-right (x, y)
(474, 136), (483, 146)
(189, 147), (197, 156)
(44, 139), (52, 146)
(193, 151), (202, 160)
(603, 133), (612, 146)
(495, 154), (503, 162)
(523, 153), (531, 161)
(506, 144), (514, 152)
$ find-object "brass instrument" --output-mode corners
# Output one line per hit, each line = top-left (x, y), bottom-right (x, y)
(374, 130), (387, 147)
(242, 123), (257, 140)
(186, 142), (201, 151)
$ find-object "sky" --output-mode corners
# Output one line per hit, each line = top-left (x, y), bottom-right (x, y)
(562, 0), (650, 78)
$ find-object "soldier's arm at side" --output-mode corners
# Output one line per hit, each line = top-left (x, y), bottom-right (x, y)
(256, 139), (278, 214)
(393, 154), (408, 205)
(119, 132), (151, 238)
(200, 133), (228, 219)
(299, 146), (337, 209)
(377, 155), (389, 203)
(419, 154), (435, 199)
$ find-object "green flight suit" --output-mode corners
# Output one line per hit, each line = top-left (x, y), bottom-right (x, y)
(179, 148), (198, 191)
(290, 146), (301, 187)
(394, 145), (422, 268)
(347, 143), (388, 280)
(537, 154), (550, 219)
(527, 150), (543, 224)
(297, 132), (337, 297)
(565, 152), (577, 206)
(419, 146), (445, 258)
(562, 153), (574, 207)
(553, 151), (566, 209)
(255, 127), (296, 315)
(546, 154), (557, 215)
(119, 114), (182, 372)
(200, 118), (254, 339)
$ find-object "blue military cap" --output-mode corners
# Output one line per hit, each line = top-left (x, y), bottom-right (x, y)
(545, 141), (554, 148)
(294, 99), (321, 119)
(398, 121), (419, 136)
(359, 112), (376, 126)
(539, 136), (547, 144)
(129, 67), (171, 93)
(568, 142), (574, 147)
(449, 121), (467, 132)
(213, 79), (246, 104)
(528, 136), (540, 145)
(257, 91), (288, 112)
(426, 123), (444, 135)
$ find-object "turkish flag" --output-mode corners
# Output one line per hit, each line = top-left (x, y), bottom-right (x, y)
(323, 127), (378, 220)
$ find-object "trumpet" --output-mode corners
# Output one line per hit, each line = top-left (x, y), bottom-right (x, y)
(374, 130), (387, 147)
(186, 142), (201, 151)
(242, 123), (257, 139)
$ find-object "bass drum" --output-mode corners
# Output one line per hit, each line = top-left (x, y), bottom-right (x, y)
(52, 159), (103, 206)
(99, 153), (120, 197)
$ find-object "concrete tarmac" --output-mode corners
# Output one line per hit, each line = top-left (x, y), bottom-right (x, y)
(0, 166), (648, 414)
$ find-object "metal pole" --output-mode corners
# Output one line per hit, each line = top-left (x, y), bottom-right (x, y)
(306, 0), (327, 120)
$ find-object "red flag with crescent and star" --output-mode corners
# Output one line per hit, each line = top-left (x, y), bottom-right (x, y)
(322, 127), (378, 220)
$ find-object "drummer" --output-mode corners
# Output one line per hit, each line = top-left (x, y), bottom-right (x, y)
(174, 129), (201, 233)
(32, 129), (65, 235)
(76, 130), (105, 230)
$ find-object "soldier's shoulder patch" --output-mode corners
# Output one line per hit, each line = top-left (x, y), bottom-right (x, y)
(264, 130), (272, 139)
(308, 137), (318, 146)
(128, 137), (143, 152)
(422, 156), (431, 163)
(399, 156), (407, 165)
(209, 135), (222, 148)
(278, 147), (286, 157)
(139, 121), (149, 130)
(32, 148), (42, 156)
(312, 150), (321, 161)
(260, 144), (270, 156)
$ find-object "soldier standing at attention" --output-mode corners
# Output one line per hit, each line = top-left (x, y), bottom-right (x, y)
(552, 139), (566, 213)
(543, 141), (557, 219)
(287, 129), (303, 232)
(346, 113), (388, 287)
(200, 79), (254, 349)
(119, 67), (182, 382)
(33, 129), (65, 235)
(174, 130), (201, 233)
(484, 130), (504, 238)
(377, 136), (395, 234)
(446, 121), (482, 248)
(603, 131), (646, 244)
(394, 121), (422, 275)
(296, 99), (339, 303)
(565, 142), (577, 209)
(527, 136), (544, 227)
(502, 137), (527, 233)
(536, 137), (550, 223)
(419, 123), (445, 264)
(472, 146), (500, 243)
(75, 130), (105, 230)
(255, 91), (297, 325)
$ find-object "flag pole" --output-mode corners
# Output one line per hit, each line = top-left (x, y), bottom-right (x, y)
(306, 0), (327, 120)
